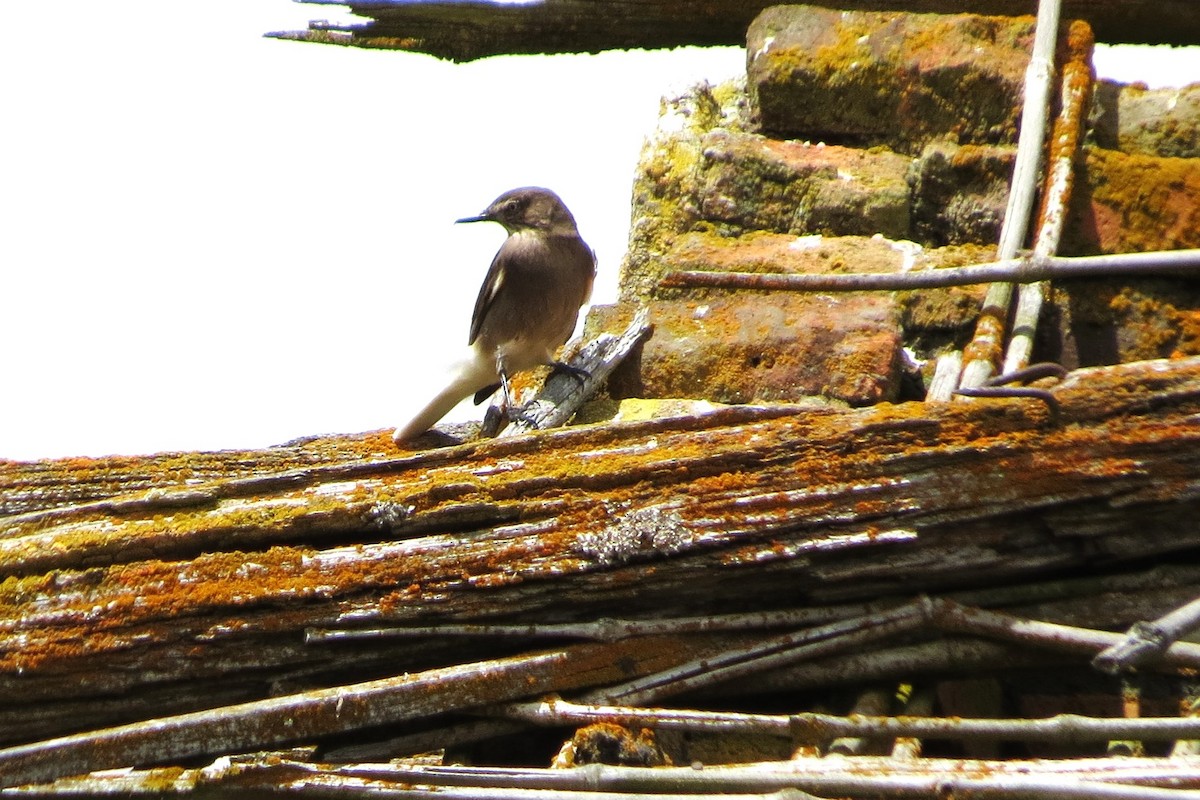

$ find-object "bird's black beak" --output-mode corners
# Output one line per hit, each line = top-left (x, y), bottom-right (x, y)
(455, 212), (492, 224)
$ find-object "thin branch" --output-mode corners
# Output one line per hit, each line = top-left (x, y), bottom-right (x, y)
(200, 756), (1200, 798)
(953, 361), (1067, 416)
(307, 600), (895, 644)
(1094, 596), (1200, 674)
(924, 350), (963, 403)
(719, 582), (1200, 696)
(985, 363), (1069, 385)
(494, 698), (1200, 745)
(586, 600), (931, 706)
(929, 599), (1200, 672)
(659, 249), (1200, 293)
(0, 637), (702, 790)
(36, 756), (1192, 800)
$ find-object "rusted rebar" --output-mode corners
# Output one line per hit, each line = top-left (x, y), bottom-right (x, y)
(957, 0), (1063, 391)
(1003, 19), (1095, 374)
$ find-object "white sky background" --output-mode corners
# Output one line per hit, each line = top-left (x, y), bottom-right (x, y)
(1, 2), (1196, 460)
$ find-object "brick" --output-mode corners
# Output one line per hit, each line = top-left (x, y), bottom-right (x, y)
(747, 5), (1040, 153)
(589, 294), (902, 407)
(697, 131), (911, 239)
(909, 142), (1015, 247)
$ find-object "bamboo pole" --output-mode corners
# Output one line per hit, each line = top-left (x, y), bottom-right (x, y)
(957, 0), (1062, 392)
(1002, 20), (1094, 374)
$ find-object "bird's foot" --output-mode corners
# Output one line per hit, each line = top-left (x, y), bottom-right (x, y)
(548, 361), (590, 388)
(481, 400), (539, 438)
(507, 403), (541, 427)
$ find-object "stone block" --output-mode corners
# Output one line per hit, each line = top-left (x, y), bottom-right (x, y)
(747, 5), (1041, 153)
(1044, 278), (1200, 369)
(621, 82), (737, 304)
(1027, 148), (1200, 369)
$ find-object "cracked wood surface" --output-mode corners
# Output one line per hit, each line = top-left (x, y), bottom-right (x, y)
(1, 356), (1198, 745)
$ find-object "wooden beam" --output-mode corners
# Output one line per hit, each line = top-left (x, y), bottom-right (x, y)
(268, 1), (1200, 60)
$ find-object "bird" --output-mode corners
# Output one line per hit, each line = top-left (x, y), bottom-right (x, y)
(393, 187), (596, 443)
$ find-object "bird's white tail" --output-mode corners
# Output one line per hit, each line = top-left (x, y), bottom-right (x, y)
(393, 350), (496, 443)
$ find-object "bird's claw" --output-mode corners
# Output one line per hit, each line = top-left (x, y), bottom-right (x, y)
(507, 403), (541, 427)
(548, 361), (590, 388)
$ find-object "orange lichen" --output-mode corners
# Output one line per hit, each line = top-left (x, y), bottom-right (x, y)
(2, 358), (1199, 710)
(1068, 149), (1200, 255)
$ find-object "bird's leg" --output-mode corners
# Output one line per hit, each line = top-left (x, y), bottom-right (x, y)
(497, 360), (515, 412)
(488, 355), (547, 427)
(489, 355), (525, 423)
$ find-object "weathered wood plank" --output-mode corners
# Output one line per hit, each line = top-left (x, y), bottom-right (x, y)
(268, 0), (1200, 59)
(0, 356), (1197, 745)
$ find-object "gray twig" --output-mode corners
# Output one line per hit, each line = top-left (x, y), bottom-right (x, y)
(953, 361), (1068, 417)
(307, 600), (889, 644)
(1094, 596), (1200, 674)
(494, 698), (1200, 746)
(660, 249), (1200, 293)
(584, 600), (932, 706)
(930, 599), (1200, 671)
(32, 754), (1200, 799)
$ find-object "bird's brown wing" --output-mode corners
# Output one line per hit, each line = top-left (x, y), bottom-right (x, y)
(468, 248), (507, 346)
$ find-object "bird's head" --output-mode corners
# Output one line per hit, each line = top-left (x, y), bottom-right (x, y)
(457, 187), (578, 235)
